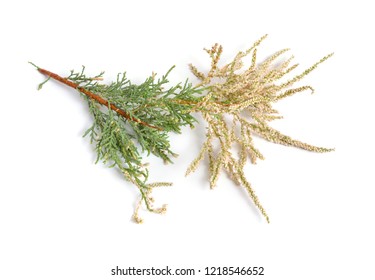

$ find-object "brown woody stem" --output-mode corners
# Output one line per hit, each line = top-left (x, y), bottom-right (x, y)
(37, 68), (162, 130)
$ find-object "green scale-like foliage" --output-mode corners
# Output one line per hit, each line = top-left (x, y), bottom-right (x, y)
(37, 65), (202, 223)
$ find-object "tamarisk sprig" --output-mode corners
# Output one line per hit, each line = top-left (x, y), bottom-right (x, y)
(31, 35), (332, 223)
(186, 35), (333, 222)
(31, 63), (201, 223)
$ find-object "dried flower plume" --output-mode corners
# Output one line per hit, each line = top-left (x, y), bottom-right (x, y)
(186, 35), (333, 222)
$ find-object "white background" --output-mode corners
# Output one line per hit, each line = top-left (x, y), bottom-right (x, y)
(1, 1), (374, 279)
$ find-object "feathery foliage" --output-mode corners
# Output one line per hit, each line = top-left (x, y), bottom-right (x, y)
(186, 35), (333, 222)
(32, 63), (201, 223)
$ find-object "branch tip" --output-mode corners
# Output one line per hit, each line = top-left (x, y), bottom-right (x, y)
(28, 61), (40, 69)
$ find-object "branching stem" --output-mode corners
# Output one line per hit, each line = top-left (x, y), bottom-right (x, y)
(37, 67), (162, 130)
